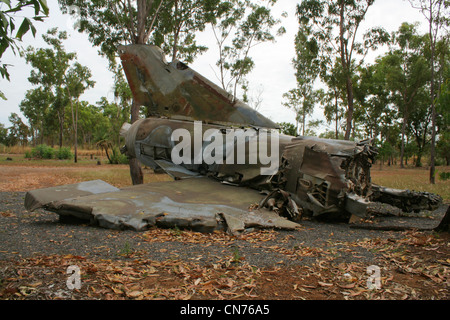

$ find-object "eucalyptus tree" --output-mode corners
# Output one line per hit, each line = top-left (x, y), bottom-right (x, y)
(317, 61), (347, 139)
(380, 23), (430, 168)
(19, 86), (53, 145)
(409, 0), (449, 182)
(284, 21), (320, 137)
(211, 0), (285, 100)
(154, 0), (221, 63)
(7, 113), (29, 146)
(282, 87), (315, 136)
(0, 122), (7, 145)
(296, 0), (389, 140)
(408, 86), (433, 167)
(24, 28), (95, 162)
(58, 0), (223, 184)
(353, 60), (391, 140)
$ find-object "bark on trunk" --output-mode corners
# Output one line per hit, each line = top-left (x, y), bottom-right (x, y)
(339, 1), (354, 141)
(129, 100), (143, 185)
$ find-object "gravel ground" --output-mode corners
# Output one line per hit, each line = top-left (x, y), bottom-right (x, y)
(0, 191), (407, 267)
(1, 190), (449, 301)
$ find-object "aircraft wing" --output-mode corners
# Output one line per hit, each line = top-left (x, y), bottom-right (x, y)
(24, 177), (299, 235)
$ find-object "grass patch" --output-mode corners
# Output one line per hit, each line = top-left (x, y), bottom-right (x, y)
(371, 166), (450, 202)
(0, 153), (108, 167)
(62, 166), (172, 188)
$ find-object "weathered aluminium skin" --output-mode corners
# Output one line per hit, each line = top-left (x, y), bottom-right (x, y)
(118, 44), (279, 129)
(24, 45), (448, 233)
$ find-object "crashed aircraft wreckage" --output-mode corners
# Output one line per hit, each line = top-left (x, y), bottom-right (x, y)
(24, 44), (449, 234)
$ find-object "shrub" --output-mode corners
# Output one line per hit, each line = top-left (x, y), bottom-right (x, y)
(31, 144), (55, 159)
(439, 171), (450, 181)
(109, 147), (129, 164)
(56, 147), (73, 160)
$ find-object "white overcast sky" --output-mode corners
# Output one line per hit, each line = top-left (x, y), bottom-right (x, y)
(0, 0), (429, 131)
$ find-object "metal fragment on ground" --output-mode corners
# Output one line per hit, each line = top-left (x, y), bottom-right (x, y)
(25, 178), (299, 234)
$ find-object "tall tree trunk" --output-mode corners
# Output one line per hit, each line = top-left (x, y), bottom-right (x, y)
(400, 114), (407, 169)
(429, 7), (437, 184)
(335, 94), (339, 139)
(339, 1), (354, 140)
(68, 92), (78, 163)
(302, 109), (305, 136)
(171, 0), (180, 62)
(343, 76), (354, 140)
(58, 110), (64, 148)
(129, 100), (144, 185)
(74, 101), (78, 163)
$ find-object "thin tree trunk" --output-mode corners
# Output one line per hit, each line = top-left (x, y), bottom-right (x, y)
(58, 110), (64, 148)
(344, 76), (354, 140)
(429, 6), (436, 184)
(75, 101), (78, 163)
(335, 94), (339, 139)
(400, 114), (407, 169)
(67, 89), (78, 163)
(302, 110), (305, 136)
(171, 0), (180, 62)
(129, 100), (144, 185)
(339, 1), (354, 141)
(172, 27), (180, 62)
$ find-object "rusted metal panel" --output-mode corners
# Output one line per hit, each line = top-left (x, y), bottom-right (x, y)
(25, 178), (299, 234)
(118, 44), (279, 129)
(24, 180), (120, 212)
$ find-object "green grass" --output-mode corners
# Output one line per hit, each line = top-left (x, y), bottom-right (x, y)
(0, 153), (108, 167)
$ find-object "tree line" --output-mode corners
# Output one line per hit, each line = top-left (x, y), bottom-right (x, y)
(0, 0), (448, 184)
(281, 0), (449, 184)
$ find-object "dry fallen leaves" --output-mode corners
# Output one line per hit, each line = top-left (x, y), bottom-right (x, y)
(140, 228), (278, 245)
(0, 229), (448, 300)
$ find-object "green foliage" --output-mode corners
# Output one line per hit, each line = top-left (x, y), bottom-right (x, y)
(109, 147), (128, 165)
(8, 113), (29, 146)
(212, 0), (285, 99)
(282, 87), (316, 136)
(439, 172), (450, 181)
(23, 28), (95, 156)
(25, 145), (73, 160)
(29, 144), (55, 159)
(278, 122), (297, 136)
(154, 0), (222, 62)
(319, 130), (346, 140)
(58, 0), (220, 65)
(437, 131), (450, 165)
(118, 241), (134, 257)
(378, 141), (398, 161)
(56, 147), (73, 160)
(296, 0), (389, 140)
(0, 0), (49, 83)
(0, 123), (7, 145)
